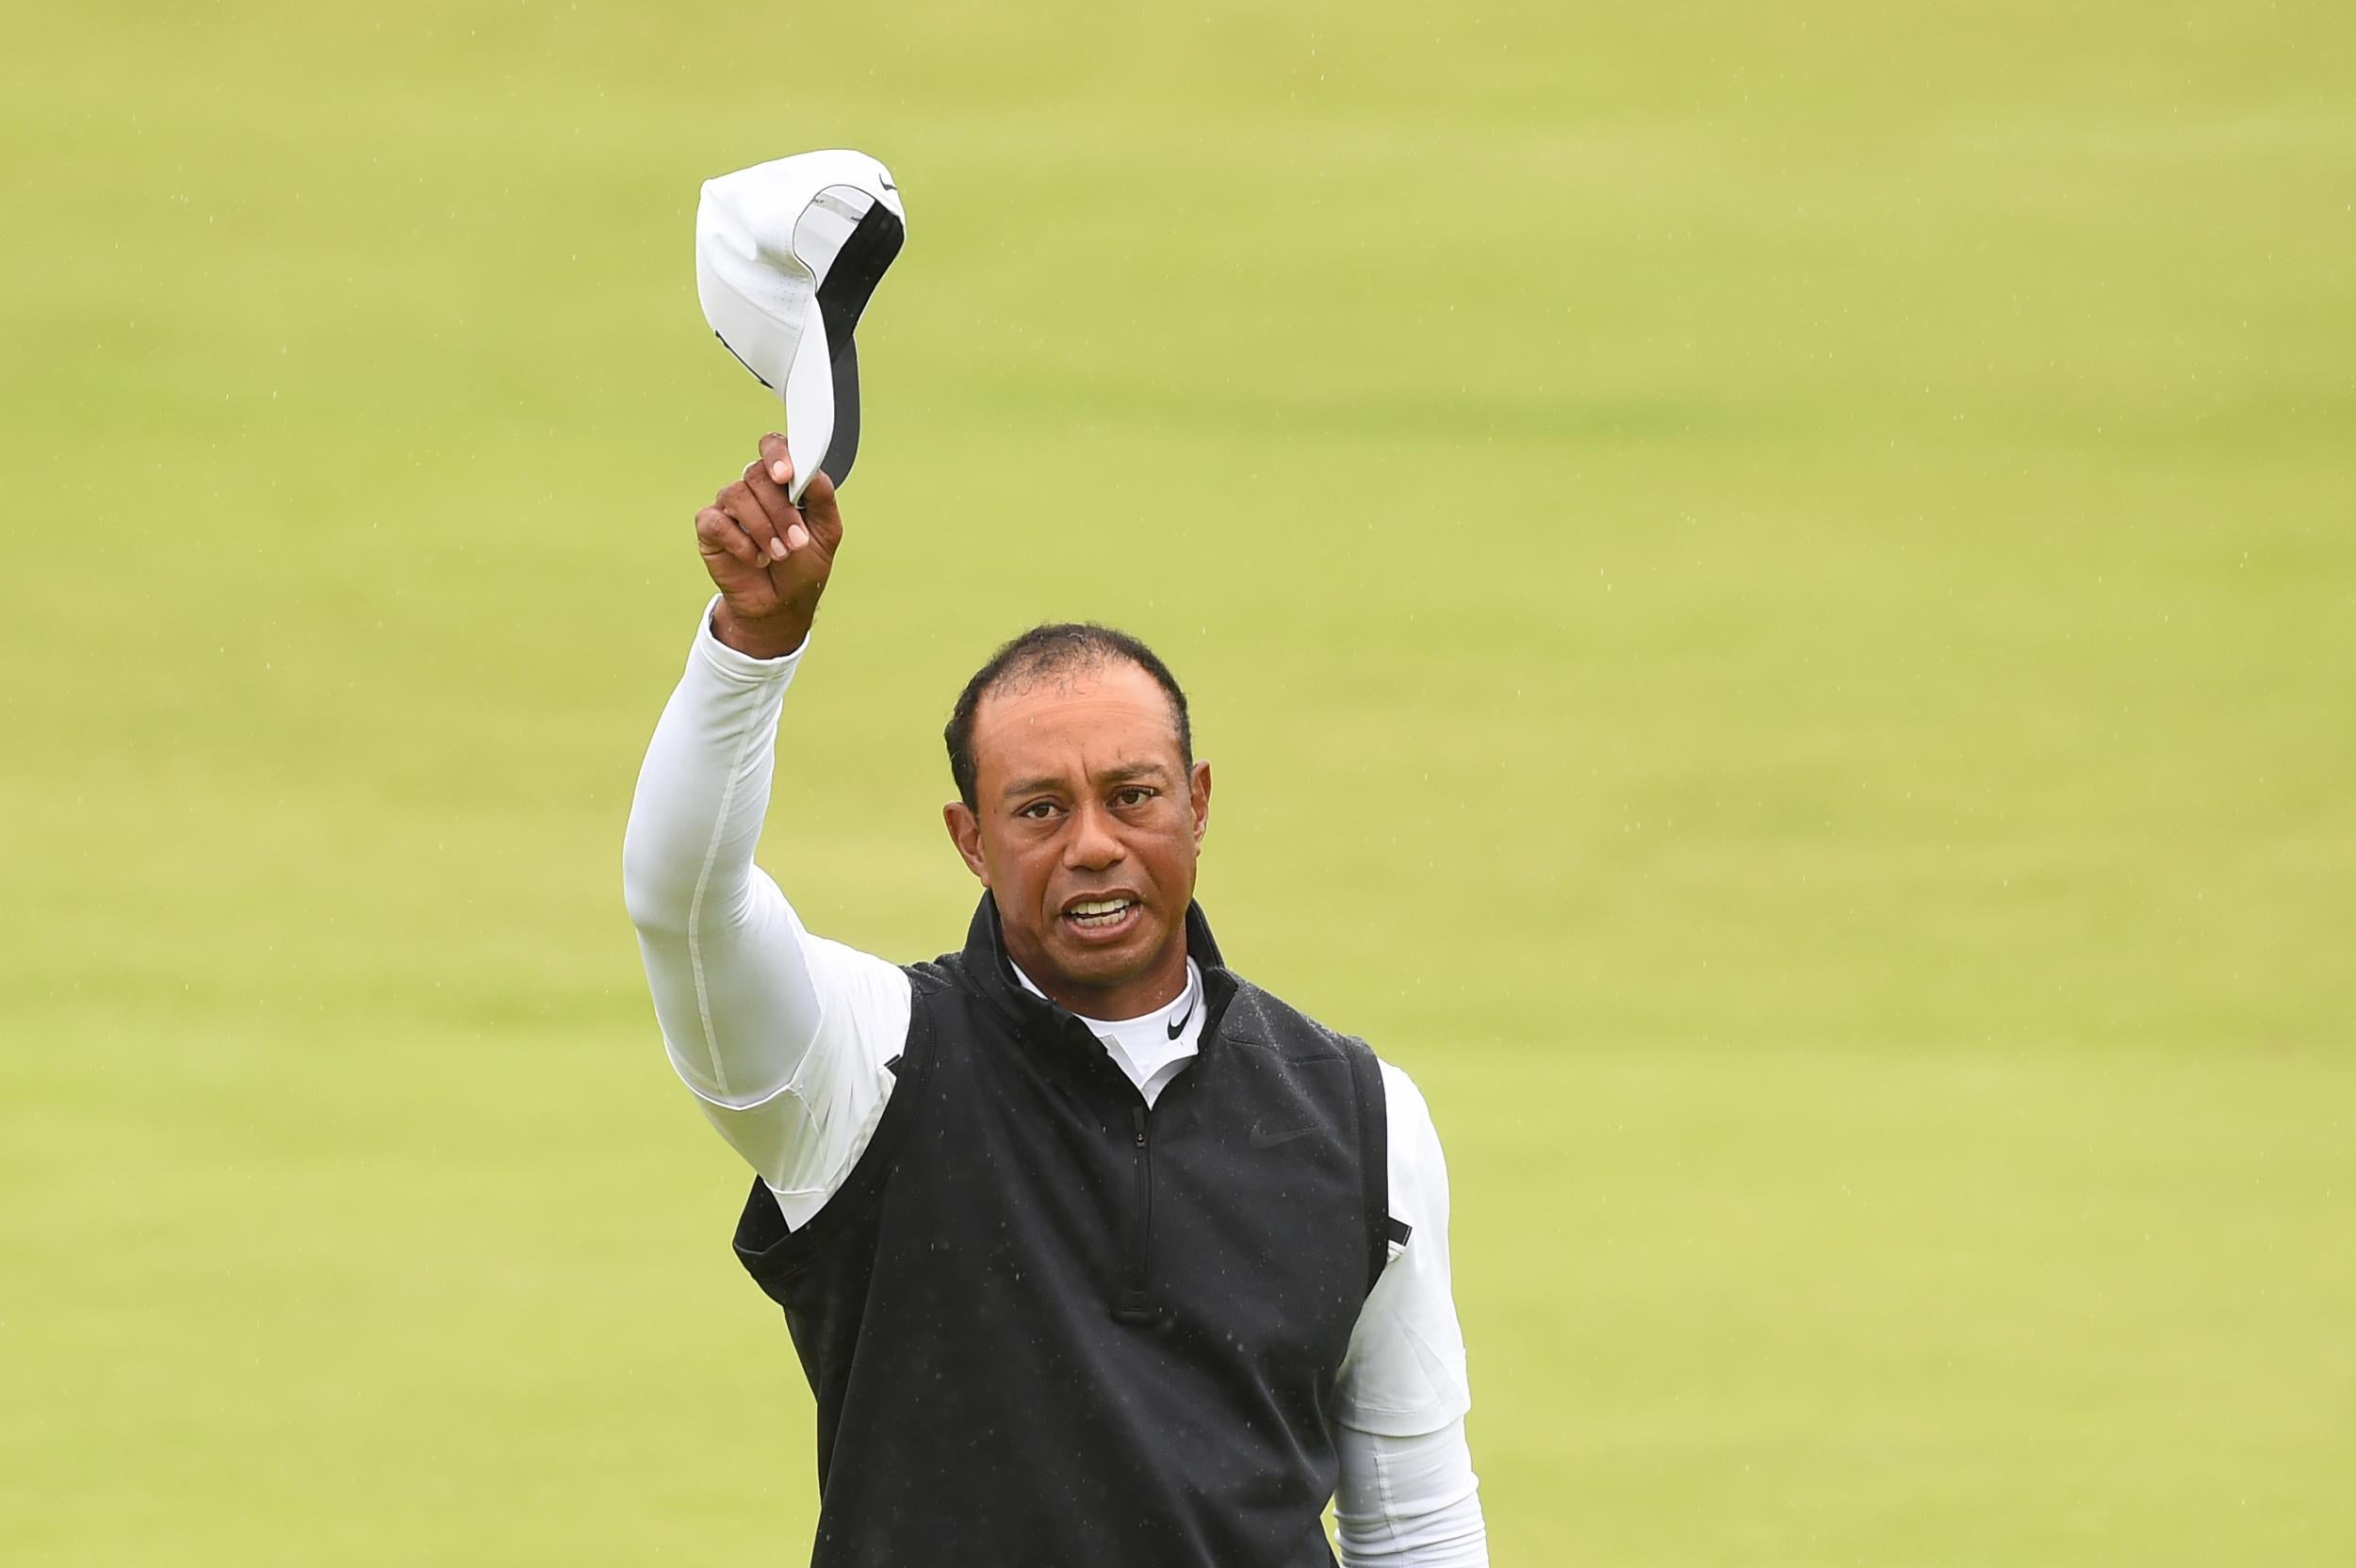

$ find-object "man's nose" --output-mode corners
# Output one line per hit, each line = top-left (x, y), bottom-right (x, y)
(1063, 801), (1125, 871)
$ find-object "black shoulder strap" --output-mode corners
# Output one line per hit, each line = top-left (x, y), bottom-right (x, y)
(1343, 1041), (1390, 1297)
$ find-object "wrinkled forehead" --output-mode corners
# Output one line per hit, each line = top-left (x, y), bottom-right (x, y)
(971, 660), (1186, 793)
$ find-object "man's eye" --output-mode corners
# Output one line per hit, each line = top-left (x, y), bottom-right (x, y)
(1017, 801), (1059, 821)
(1114, 787), (1154, 808)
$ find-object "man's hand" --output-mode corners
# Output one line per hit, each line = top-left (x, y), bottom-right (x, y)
(694, 433), (845, 659)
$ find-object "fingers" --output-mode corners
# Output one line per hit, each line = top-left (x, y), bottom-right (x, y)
(757, 432), (794, 488)
(694, 434), (835, 575)
(748, 433), (829, 554)
(709, 466), (785, 562)
(695, 504), (761, 569)
(797, 467), (843, 553)
(738, 458), (812, 553)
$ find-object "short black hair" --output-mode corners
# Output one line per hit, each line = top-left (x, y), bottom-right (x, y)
(945, 623), (1192, 809)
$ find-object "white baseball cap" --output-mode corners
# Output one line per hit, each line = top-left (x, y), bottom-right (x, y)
(695, 150), (907, 502)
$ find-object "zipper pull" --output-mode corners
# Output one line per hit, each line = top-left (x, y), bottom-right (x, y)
(1132, 1105), (1147, 1146)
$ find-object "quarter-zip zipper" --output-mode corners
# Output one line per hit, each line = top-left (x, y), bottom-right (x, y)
(1115, 1102), (1155, 1323)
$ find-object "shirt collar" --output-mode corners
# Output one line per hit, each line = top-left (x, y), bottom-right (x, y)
(958, 893), (1235, 1050)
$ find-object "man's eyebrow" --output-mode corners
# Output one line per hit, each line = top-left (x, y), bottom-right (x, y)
(996, 760), (1175, 802)
(998, 775), (1066, 802)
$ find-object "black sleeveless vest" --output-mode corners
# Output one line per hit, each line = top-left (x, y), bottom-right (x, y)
(731, 896), (1392, 1568)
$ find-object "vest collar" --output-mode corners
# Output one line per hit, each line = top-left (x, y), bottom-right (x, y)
(960, 893), (1238, 1057)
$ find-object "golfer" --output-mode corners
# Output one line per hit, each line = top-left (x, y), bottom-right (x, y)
(623, 434), (1488, 1566)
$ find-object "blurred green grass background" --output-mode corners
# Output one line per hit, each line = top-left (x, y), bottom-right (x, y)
(4, 0), (2351, 1561)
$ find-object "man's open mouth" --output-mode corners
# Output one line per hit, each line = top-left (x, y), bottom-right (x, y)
(1063, 896), (1139, 933)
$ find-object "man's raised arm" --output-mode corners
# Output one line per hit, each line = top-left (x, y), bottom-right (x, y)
(621, 436), (910, 1221)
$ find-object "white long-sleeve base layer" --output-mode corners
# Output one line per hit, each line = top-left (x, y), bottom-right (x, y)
(623, 598), (1488, 1567)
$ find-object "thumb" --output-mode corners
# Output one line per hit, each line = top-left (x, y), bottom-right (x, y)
(798, 468), (845, 551)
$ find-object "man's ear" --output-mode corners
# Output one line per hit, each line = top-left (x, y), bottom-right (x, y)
(942, 801), (990, 884)
(1188, 760), (1212, 849)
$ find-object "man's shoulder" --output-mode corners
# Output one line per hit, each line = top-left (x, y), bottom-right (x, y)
(1218, 974), (1437, 1140)
(1215, 971), (1377, 1065)
(901, 949), (971, 996)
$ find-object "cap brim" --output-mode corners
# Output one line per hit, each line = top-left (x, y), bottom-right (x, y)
(782, 196), (903, 502)
(780, 310), (838, 506)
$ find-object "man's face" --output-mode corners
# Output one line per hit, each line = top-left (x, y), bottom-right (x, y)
(943, 659), (1211, 1020)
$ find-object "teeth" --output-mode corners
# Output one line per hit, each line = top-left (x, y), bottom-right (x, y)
(1069, 898), (1134, 921)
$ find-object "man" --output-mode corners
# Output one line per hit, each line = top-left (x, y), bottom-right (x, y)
(623, 434), (1487, 1567)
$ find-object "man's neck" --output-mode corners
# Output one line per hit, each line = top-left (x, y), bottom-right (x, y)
(1011, 956), (1198, 1027)
(1000, 938), (1190, 1022)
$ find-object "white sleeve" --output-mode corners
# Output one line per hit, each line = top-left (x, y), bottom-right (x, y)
(1335, 1421), (1488, 1568)
(621, 595), (910, 1226)
(1333, 1061), (1486, 1565)
(1336, 1063), (1475, 1433)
